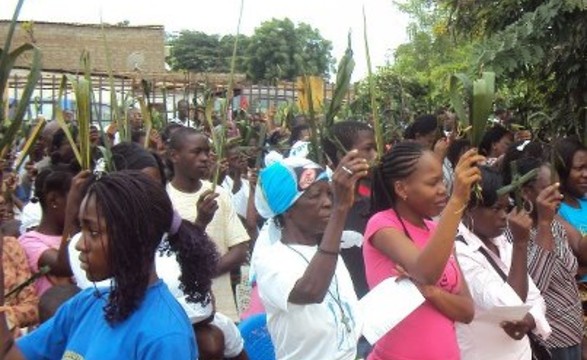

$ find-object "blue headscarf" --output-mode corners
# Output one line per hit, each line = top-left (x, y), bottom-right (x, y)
(255, 157), (329, 219)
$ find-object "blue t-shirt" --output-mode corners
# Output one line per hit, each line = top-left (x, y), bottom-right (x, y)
(559, 197), (587, 236)
(18, 280), (198, 360)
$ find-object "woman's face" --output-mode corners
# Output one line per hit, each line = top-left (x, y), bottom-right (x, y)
(565, 149), (587, 198)
(75, 194), (110, 282)
(285, 181), (332, 236)
(399, 151), (448, 218)
(468, 194), (510, 240)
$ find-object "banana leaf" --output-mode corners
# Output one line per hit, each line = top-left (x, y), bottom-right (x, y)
(209, 0), (244, 191)
(0, 46), (42, 157)
(449, 73), (473, 128)
(303, 74), (323, 165)
(471, 72), (495, 147)
(55, 76), (82, 167)
(14, 117), (45, 171)
(363, 7), (384, 158)
(325, 32), (354, 129)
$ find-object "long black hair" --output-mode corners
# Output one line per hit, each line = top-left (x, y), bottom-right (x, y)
(371, 141), (426, 214)
(82, 171), (218, 324)
(553, 136), (586, 188)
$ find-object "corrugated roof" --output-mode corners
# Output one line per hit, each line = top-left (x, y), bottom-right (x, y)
(0, 20), (163, 30)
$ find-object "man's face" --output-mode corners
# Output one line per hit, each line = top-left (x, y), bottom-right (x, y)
(171, 133), (211, 181)
(128, 109), (143, 130)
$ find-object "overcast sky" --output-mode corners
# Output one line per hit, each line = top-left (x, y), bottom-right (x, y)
(1, 0), (410, 81)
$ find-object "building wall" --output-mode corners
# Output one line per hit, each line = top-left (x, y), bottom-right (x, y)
(0, 21), (165, 73)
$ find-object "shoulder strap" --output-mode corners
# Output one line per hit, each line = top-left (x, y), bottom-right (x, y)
(456, 234), (508, 281)
(478, 246), (508, 281)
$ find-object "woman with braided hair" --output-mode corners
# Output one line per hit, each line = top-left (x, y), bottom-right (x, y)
(0, 170), (216, 359)
(363, 141), (483, 360)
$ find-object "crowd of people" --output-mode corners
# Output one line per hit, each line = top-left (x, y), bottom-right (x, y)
(0, 102), (585, 360)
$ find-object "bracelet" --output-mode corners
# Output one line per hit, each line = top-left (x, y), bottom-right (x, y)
(317, 247), (339, 256)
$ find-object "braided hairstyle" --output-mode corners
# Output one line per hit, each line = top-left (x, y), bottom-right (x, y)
(371, 141), (426, 214)
(81, 171), (218, 324)
(322, 120), (373, 167)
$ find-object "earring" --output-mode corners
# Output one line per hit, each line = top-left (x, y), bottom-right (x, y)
(465, 214), (475, 233)
(523, 199), (534, 214)
(52, 204), (57, 209)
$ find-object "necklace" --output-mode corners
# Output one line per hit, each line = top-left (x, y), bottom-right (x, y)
(284, 243), (352, 334)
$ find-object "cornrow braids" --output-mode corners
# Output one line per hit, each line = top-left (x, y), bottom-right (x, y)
(371, 141), (426, 214)
(322, 120), (373, 167)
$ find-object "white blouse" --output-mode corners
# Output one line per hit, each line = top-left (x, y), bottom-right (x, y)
(455, 224), (551, 360)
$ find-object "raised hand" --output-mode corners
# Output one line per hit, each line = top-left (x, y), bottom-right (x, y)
(331, 150), (369, 209)
(195, 190), (219, 230)
(507, 208), (533, 244)
(535, 182), (563, 225)
(451, 148), (485, 205)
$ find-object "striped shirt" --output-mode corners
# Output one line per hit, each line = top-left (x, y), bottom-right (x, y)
(508, 220), (584, 348)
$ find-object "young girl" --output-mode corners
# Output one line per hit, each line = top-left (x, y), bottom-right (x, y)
(1, 171), (213, 359)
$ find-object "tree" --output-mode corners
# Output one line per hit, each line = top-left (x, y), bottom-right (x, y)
(441, 0), (587, 139)
(351, 0), (473, 125)
(245, 18), (334, 82)
(168, 31), (249, 73)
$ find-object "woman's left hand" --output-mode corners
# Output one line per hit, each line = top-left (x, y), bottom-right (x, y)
(501, 314), (535, 341)
(536, 182), (563, 225)
(501, 318), (532, 340)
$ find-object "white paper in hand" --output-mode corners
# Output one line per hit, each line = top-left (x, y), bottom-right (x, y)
(358, 277), (425, 345)
(475, 305), (531, 326)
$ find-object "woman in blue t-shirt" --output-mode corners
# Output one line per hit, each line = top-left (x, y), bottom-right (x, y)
(554, 137), (587, 236)
(0, 170), (218, 359)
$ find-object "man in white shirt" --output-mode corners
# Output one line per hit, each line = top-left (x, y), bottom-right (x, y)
(170, 99), (197, 128)
(167, 127), (250, 321)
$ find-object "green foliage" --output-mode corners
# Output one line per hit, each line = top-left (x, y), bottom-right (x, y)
(0, 0), (42, 156)
(442, 0), (587, 140)
(245, 18), (334, 82)
(168, 31), (249, 73)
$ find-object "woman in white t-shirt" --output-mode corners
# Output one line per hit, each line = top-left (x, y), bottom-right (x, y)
(253, 152), (369, 360)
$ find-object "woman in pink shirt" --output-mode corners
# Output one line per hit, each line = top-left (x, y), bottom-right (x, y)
(363, 141), (483, 360)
